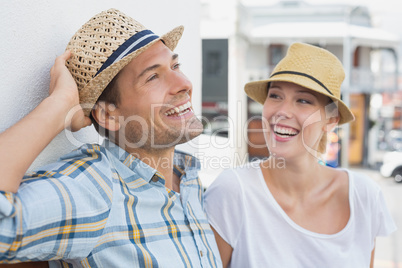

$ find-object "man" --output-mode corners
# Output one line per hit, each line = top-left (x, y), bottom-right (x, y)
(0, 9), (221, 267)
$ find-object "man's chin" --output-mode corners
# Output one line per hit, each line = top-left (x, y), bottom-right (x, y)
(186, 118), (204, 138)
(178, 129), (203, 145)
(172, 118), (204, 145)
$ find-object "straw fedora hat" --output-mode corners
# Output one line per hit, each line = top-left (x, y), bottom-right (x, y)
(244, 42), (355, 125)
(65, 8), (184, 116)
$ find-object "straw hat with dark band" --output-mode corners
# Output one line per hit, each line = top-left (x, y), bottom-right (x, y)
(245, 42), (355, 125)
(65, 9), (184, 116)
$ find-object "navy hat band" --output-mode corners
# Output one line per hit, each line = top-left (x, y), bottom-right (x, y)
(95, 29), (159, 76)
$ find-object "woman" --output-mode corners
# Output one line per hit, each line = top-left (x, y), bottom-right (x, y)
(204, 43), (396, 268)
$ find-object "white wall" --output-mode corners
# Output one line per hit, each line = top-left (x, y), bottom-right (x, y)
(0, 0), (201, 170)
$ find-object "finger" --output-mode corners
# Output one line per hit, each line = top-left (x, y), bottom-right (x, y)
(60, 50), (71, 60)
(54, 50), (72, 65)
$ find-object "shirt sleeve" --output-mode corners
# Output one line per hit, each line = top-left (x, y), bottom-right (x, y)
(204, 168), (245, 248)
(374, 189), (397, 237)
(0, 145), (113, 262)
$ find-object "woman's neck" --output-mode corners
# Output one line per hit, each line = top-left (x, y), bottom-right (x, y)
(261, 155), (327, 198)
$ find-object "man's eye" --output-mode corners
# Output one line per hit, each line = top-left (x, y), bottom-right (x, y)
(147, 74), (158, 82)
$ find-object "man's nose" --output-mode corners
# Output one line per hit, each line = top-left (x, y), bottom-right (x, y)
(168, 71), (192, 95)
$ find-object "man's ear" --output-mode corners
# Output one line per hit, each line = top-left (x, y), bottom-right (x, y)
(91, 101), (120, 131)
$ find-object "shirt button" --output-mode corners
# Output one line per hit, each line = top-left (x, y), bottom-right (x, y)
(151, 175), (159, 182)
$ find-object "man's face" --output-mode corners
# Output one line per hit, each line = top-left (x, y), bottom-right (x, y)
(112, 41), (203, 152)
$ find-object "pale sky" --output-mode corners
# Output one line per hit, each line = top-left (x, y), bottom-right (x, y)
(242, 0), (402, 37)
(243, 0), (401, 13)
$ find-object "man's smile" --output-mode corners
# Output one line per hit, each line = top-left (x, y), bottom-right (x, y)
(164, 101), (193, 117)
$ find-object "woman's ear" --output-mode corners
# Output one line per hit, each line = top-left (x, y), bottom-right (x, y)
(323, 116), (340, 132)
(91, 101), (120, 132)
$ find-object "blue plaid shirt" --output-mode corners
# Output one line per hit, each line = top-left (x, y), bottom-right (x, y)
(0, 139), (222, 267)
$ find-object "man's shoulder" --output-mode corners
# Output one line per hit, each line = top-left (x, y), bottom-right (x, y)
(19, 143), (115, 195)
(28, 143), (110, 177)
(59, 143), (107, 161)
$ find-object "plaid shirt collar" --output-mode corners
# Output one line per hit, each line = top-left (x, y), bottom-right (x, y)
(103, 139), (201, 184)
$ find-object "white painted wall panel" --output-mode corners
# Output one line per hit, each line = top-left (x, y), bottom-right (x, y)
(0, 0), (201, 169)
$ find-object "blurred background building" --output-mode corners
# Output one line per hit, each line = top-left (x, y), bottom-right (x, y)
(200, 0), (402, 169)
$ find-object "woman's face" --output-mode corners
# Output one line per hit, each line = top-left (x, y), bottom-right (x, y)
(262, 81), (337, 160)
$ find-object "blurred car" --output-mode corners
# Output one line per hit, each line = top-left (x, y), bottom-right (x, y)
(387, 130), (402, 151)
(380, 151), (402, 182)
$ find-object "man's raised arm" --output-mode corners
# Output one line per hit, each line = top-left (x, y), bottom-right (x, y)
(0, 50), (92, 193)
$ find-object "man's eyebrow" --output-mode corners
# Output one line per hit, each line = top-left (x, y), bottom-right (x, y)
(137, 53), (179, 79)
(137, 64), (160, 80)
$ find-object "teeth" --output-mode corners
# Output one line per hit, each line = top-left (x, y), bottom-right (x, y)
(274, 125), (298, 136)
(165, 101), (192, 116)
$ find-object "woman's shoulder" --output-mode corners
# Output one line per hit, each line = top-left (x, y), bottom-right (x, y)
(346, 169), (380, 189)
(344, 169), (397, 236)
(206, 160), (262, 193)
(320, 167), (381, 206)
(221, 160), (262, 182)
(233, 159), (263, 173)
(338, 168), (382, 201)
(327, 167), (379, 188)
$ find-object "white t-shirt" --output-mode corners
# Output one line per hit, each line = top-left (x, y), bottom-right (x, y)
(204, 161), (396, 268)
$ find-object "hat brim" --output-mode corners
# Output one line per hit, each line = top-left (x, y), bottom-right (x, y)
(78, 25), (184, 116)
(244, 75), (355, 125)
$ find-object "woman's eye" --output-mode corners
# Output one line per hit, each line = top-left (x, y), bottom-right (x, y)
(172, 63), (181, 70)
(268, 93), (280, 99)
(298, 99), (312, 104)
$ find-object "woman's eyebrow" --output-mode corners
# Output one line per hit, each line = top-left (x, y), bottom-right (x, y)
(297, 90), (317, 97)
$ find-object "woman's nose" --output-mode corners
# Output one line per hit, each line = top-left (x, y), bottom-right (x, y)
(274, 100), (294, 120)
